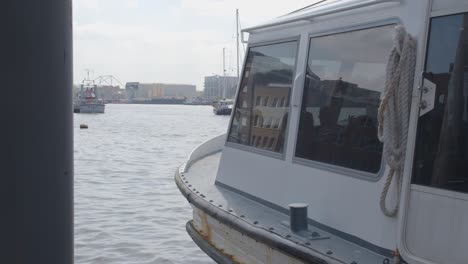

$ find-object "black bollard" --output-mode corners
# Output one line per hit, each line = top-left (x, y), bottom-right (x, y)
(5, 0), (74, 263)
(289, 203), (309, 232)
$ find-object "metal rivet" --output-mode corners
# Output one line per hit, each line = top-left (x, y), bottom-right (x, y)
(305, 242), (311, 245)
(286, 234), (291, 238)
(253, 221), (258, 225)
(240, 215), (245, 218)
(188, 185), (192, 187)
(351, 261), (358, 264)
(311, 232), (319, 237)
(218, 204), (223, 207)
(196, 191), (199, 194)
(228, 209), (233, 212)
(209, 200), (213, 202)
(184, 181), (188, 183)
(326, 251), (333, 255)
(269, 227), (274, 231)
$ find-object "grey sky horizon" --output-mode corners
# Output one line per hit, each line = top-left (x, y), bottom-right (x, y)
(73, 0), (314, 90)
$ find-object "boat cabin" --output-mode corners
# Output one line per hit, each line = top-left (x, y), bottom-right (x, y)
(222, 0), (468, 262)
(178, 1), (468, 263)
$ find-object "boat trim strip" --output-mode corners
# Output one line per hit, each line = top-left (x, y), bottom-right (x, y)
(215, 180), (394, 258)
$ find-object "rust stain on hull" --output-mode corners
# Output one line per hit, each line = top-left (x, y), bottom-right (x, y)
(198, 210), (212, 242)
(196, 211), (243, 264)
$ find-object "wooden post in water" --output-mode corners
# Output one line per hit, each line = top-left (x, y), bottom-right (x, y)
(5, 0), (74, 263)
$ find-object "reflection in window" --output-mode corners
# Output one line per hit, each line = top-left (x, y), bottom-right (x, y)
(272, 97), (278, 107)
(272, 118), (279, 129)
(227, 41), (298, 153)
(263, 117), (271, 128)
(256, 96), (261, 106)
(295, 25), (394, 173)
(412, 13), (468, 193)
(268, 138), (275, 149)
(256, 136), (262, 147)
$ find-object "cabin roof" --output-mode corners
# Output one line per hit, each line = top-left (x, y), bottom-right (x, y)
(242, 0), (401, 33)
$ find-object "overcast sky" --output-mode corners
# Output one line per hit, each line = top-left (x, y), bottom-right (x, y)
(73, 0), (314, 90)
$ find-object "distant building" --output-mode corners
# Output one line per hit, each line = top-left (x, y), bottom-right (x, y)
(125, 82), (197, 102)
(203, 75), (239, 99)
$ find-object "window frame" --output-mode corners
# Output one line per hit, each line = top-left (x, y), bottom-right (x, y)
(292, 22), (398, 182)
(225, 36), (301, 160)
(411, 12), (468, 194)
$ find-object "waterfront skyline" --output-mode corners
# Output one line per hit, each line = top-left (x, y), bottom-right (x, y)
(73, 0), (313, 90)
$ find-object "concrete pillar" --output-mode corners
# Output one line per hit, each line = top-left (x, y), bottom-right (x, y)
(5, 0), (74, 263)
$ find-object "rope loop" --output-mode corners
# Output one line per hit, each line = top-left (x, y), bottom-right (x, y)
(378, 26), (416, 217)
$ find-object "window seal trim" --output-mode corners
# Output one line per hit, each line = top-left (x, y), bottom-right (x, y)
(308, 17), (400, 39)
(293, 157), (386, 182)
(292, 20), (399, 181)
(225, 142), (285, 160)
(411, 184), (468, 202)
(225, 36), (301, 161)
(246, 35), (302, 49)
(431, 7), (468, 18)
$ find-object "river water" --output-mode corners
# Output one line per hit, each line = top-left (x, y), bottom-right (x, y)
(74, 104), (229, 264)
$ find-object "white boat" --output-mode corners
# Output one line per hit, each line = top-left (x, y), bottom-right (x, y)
(74, 78), (105, 114)
(176, 1), (468, 264)
(213, 99), (233, 115)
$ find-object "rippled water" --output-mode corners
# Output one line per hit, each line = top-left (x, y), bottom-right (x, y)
(74, 104), (229, 264)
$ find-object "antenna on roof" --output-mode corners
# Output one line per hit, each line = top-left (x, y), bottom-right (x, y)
(223, 47), (226, 76)
(236, 8), (240, 78)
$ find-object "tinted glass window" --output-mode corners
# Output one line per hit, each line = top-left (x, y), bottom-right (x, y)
(227, 41), (298, 153)
(412, 14), (468, 193)
(295, 25), (394, 173)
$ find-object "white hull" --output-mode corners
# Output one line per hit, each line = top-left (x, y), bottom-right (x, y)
(78, 103), (105, 113)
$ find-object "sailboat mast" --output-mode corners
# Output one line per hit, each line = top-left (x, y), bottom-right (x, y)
(236, 9), (240, 78)
(223, 47), (226, 76)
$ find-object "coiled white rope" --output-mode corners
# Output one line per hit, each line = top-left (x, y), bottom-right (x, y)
(378, 26), (416, 217)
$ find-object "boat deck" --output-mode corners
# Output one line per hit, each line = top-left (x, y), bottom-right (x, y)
(178, 152), (395, 264)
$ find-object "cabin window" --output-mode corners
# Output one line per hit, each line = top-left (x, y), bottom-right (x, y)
(227, 40), (298, 153)
(412, 13), (468, 193)
(295, 25), (394, 173)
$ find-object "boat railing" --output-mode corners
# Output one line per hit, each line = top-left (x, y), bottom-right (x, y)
(183, 134), (226, 173)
